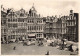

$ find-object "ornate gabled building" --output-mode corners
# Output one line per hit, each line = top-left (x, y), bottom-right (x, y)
(6, 8), (19, 42)
(66, 10), (79, 42)
(45, 16), (62, 39)
(1, 4), (45, 43)
(60, 16), (67, 39)
(27, 5), (44, 40)
(1, 6), (7, 43)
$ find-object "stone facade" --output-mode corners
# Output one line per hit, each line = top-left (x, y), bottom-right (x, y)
(1, 5), (79, 43)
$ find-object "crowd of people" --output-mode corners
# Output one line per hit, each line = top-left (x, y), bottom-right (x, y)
(21, 38), (78, 53)
(6, 37), (78, 55)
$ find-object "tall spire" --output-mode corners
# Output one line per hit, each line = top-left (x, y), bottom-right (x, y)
(1, 5), (3, 11)
(33, 3), (34, 7)
(32, 3), (34, 8)
(29, 3), (37, 17)
(1, 5), (3, 9)
(31, 3), (36, 12)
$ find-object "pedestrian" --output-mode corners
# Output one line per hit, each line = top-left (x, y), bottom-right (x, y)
(61, 39), (64, 50)
(69, 44), (73, 52)
(72, 45), (77, 52)
(13, 46), (16, 50)
(45, 51), (49, 55)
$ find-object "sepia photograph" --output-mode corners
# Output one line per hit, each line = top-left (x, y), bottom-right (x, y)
(1, 0), (79, 55)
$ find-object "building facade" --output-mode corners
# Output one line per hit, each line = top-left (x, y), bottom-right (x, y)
(45, 16), (62, 39)
(1, 6), (7, 43)
(1, 5), (45, 43)
(66, 10), (79, 42)
(1, 5), (79, 43)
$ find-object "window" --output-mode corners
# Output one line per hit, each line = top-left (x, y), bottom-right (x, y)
(68, 22), (70, 25)
(24, 23), (27, 26)
(3, 20), (6, 24)
(37, 21), (38, 23)
(71, 22), (72, 25)
(4, 29), (6, 32)
(41, 26), (42, 30)
(8, 19), (10, 22)
(13, 24), (17, 28)
(41, 20), (42, 23)
(40, 34), (42, 37)
(71, 16), (73, 20)
(34, 26), (36, 30)
(28, 20), (29, 23)
(37, 34), (38, 37)
(37, 26), (38, 30)
(8, 36), (10, 39)
(39, 26), (40, 30)
(28, 19), (34, 23)
(3, 15), (6, 17)
(32, 19), (34, 23)
(23, 19), (24, 22)
(30, 26), (31, 30)
(31, 19), (33, 23)
(37, 20), (42, 23)
(18, 18), (24, 22)
(31, 26), (33, 30)
(13, 19), (17, 22)
(8, 23), (12, 28)
(29, 20), (31, 23)
(16, 19), (17, 22)
(12, 30), (15, 33)
(28, 26), (29, 30)
(13, 19), (15, 22)
(20, 13), (24, 16)
(39, 34), (40, 37)
(31, 26), (32, 30)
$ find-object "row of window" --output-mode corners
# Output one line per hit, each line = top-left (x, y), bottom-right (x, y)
(37, 34), (42, 37)
(8, 35), (15, 39)
(17, 29), (26, 33)
(67, 15), (76, 20)
(1, 15), (6, 18)
(37, 20), (42, 23)
(8, 19), (17, 22)
(67, 21), (75, 26)
(8, 34), (43, 39)
(18, 23), (27, 26)
(8, 29), (26, 33)
(8, 23), (17, 28)
(1, 29), (6, 33)
(8, 19), (43, 23)
(28, 19), (34, 23)
(18, 18), (24, 22)
(1, 20), (6, 25)
(8, 35), (27, 39)
(28, 26), (42, 30)
(67, 28), (76, 33)
(8, 23), (28, 28)
(8, 18), (24, 22)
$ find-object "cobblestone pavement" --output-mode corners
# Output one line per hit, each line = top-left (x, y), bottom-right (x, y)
(1, 43), (78, 55)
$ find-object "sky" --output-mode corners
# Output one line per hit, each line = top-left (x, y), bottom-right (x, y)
(1, 0), (80, 17)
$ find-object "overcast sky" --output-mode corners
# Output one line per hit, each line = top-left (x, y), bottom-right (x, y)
(1, 0), (80, 17)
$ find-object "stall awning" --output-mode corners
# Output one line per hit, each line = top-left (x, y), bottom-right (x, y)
(28, 34), (35, 36)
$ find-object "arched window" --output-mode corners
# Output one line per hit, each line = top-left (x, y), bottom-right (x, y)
(20, 13), (24, 16)
(8, 19), (10, 22)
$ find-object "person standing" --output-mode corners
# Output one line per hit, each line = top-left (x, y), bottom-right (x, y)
(61, 39), (64, 50)
(45, 51), (49, 55)
(13, 46), (16, 50)
(69, 44), (73, 52)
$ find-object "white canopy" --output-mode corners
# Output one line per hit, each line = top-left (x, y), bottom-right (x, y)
(28, 34), (35, 36)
